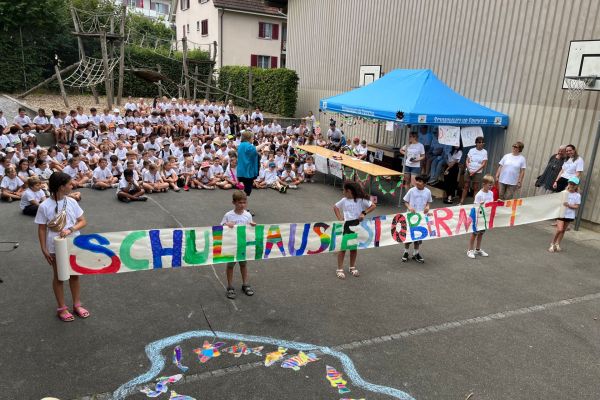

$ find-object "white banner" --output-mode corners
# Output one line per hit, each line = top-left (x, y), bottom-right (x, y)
(461, 126), (484, 147)
(438, 125), (461, 146)
(328, 159), (343, 179)
(55, 194), (566, 280)
(314, 154), (329, 174)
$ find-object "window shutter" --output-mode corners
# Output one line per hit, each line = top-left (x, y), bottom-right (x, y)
(251, 54), (258, 67)
(202, 20), (208, 35)
(271, 56), (278, 69)
(272, 24), (279, 40)
(258, 22), (265, 38)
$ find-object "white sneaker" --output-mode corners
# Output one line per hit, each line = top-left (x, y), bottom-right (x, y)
(548, 243), (556, 253)
(467, 250), (476, 259)
(475, 249), (489, 257)
(554, 243), (561, 252)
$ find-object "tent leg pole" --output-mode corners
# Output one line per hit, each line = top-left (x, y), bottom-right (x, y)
(398, 126), (410, 207)
(575, 119), (600, 231)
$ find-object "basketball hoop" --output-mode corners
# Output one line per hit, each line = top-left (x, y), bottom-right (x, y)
(565, 75), (597, 102)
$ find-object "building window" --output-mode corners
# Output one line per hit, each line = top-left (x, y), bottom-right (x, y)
(196, 21), (200, 31)
(251, 54), (278, 69)
(199, 0), (209, 3)
(182, 25), (186, 37)
(258, 22), (279, 40)
(187, 24), (190, 34)
(201, 19), (208, 36)
(151, 1), (169, 14)
(128, 0), (144, 7)
(181, 0), (190, 10)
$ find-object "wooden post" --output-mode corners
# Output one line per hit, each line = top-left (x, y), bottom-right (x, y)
(225, 81), (232, 103)
(117, 5), (126, 106)
(18, 62), (79, 99)
(193, 65), (198, 101)
(54, 63), (70, 108)
(100, 31), (113, 109)
(108, 15), (115, 103)
(70, 7), (99, 104)
(181, 37), (191, 99)
(157, 64), (163, 98)
(204, 63), (213, 100)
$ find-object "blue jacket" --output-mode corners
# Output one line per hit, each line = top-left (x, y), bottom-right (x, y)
(236, 141), (259, 179)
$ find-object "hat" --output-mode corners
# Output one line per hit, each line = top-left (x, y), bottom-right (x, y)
(200, 161), (211, 168)
(268, 162), (276, 167)
(163, 141), (171, 146)
(568, 177), (580, 185)
(108, 123), (115, 129)
(80, 139), (89, 145)
(171, 98), (177, 102)
(5, 146), (15, 152)
(117, 120), (125, 125)
(113, 108), (120, 113)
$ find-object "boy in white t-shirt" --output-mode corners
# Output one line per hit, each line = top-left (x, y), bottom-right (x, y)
(92, 158), (118, 190)
(20, 176), (46, 216)
(549, 177), (581, 253)
(402, 175), (432, 263)
(221, 190), (256, 299)
(0, 166), (24, 202)
(467, 174), (495, 259)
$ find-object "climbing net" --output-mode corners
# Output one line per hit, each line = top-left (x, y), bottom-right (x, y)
(72, 6), (124, 34)
(63, 57), (120, 88)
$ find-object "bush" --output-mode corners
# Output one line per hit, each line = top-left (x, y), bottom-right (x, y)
(218, 66), (298, 117)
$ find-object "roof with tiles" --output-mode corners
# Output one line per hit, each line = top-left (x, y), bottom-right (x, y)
(212, 0), (285, 17)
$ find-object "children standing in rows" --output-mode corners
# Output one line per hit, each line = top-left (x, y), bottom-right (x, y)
(549, 177), (581, 252)
(333, 182), (376, 279)
(221, 190), (256, 299)
(467, 174), (494, 259)
(402, 175), (432, 263)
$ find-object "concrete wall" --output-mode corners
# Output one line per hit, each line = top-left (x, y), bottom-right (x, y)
(287, 0), (600, 224)
(221, 11), (283, 68)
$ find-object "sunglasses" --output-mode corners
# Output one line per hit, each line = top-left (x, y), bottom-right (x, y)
(476, 141), (484, 144)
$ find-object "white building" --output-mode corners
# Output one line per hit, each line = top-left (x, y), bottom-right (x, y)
(175, 0), (287, 69)
(120, 0), (174, 22)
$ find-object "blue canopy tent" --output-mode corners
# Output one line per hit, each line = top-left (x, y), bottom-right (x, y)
(319, 69), (509, 127)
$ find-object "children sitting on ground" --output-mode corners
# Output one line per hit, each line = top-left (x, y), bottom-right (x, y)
(1, 166), (24, 202)
(402, 175), (432, 263)
(142, 163), (169, 193)
(467, 174), (494, 259)
(280, 162), (301, 189)
(255, 161), (287, 193)
(221, 190), (256, 299)
(117, 169), (147, 202)
(92, 158), (118, 190)
(20, 176), (46, 215)
(194, 161), (217, 189)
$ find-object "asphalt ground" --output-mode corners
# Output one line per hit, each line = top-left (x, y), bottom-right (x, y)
(1, 178), (600, 400)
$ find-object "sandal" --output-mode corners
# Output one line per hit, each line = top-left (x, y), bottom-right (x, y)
(226, 287), (236, 299)
(73, 303), (90, 318)
(57, 306), (75, 322)
(241, 284), (255, 296)
(336, 269), (346, 279)
(349, 267), (360, 277)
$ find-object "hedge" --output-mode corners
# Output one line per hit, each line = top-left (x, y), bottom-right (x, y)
(218, 66), (299, 117)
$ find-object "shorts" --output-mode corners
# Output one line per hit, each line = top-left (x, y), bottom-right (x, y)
(405, 166), (421, 174)
(473, 230), (486, 235)
(464, 170), (483, 184)
(343, 219), (360, 235)
(558, 218), (574, 222)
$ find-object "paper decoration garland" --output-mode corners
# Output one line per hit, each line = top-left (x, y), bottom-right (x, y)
(375, 176), (403, 195)
(326, 365), (351, 394)
(280, 351), (320, 371)
(193, 341), (225, 363)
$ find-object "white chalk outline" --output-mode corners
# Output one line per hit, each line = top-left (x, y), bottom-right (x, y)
(112, 330), (415, 400)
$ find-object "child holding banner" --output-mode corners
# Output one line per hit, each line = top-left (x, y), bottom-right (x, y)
(549, 177), (581, 252)
(221, 190), (257, 299)
(402, 175), (432, 263)
(467, 174), (494, 259)
(333, 182), (376, 279)
(35, 172), (89, 322)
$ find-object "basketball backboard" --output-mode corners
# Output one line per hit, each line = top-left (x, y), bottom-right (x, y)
(563, 39), (600, 91)
(359, 65), (382, 86)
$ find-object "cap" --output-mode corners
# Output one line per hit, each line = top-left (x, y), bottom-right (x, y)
(5, 146), (15, 152)
(201, 161), (211, 168)
(80, 139), (89, 145)
(171, 98), (177, 102)
(117, 120), (125, 125)
(568, 177), (580, 185)
(268, 162), (276, 167)
(113, 108), (120, 113)
(163, 141), (171, 145)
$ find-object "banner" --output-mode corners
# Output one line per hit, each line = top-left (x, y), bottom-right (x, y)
(460, 126), (484, 147)
(438, 125), (461, 146)
(55, 193), (566, 280)
(314, 154), (329, 174)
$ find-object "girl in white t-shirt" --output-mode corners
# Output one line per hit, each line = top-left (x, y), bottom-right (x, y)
(553, 144), (584, 192)
(333, 182), (376, 279)
(0, 167), (24, 202)
(34, 171), (89, 322)
(20, 177), (46, 216)
(161, 160), (180, 192)
(303, 156), (316, 183)
(549, 177), (581, 253)
(467, 175), (495, 259)
(460, 136), (488, 205)
(142, 163), (169, 193)
(400, 132), (425, 187)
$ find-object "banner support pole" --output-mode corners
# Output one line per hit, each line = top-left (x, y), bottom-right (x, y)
(575, 119), (600, 231)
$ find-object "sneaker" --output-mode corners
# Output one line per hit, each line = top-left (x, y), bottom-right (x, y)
(554, 243), (561, 252)
(548, 243), (556, 253)
(412, 253), (424, 263)
(282, 186), (288, 193)
(475, 249), (488, 257)
(84, 182), (92, 188)
(111, 183), (118, 188)
(288, 184), (298, 189)
(137, 196), (148, 202)
(279, 186), (285, 193)
(467, 250), (476, 259)
(401, 251), (409, 262)
(183, 185), (189, 191)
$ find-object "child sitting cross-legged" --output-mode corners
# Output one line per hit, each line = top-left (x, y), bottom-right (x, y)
(117, 168), (147, 203)
(142, 163), (169, 193)
(280, 162), (301, 189)
(194, 161), (217, 190)
(255, 162), (287, 193)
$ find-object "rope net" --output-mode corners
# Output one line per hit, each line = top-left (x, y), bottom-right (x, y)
(565, 75), (597, 102)
(63, 57), (119, 88)
(72, 6), (124, 34)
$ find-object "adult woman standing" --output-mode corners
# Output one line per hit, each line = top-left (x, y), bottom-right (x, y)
(535, 145), (566, 195)
(400, 132), (425, 187)
(236, 130), (268, 199)
(495, 141), (527, 200)
(459, 136), (487, 205)
(442, 145), (463, 204)
(553, 144), (584, 192)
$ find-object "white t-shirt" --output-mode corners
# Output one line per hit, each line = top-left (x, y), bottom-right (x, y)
(221, 210), (253, 226)
(403, 187), (433, 212)
(20, 188), (45, 210)
(498, 153), (526, 185)
(262, 169), (278, 184)
(474, 189), (494, 204)
(93, 166), (113, 182)
(467, 148), (488, 173)
(34, 197), (83, 254)
(281, 170), (296, 182)
(560, 157), (584, 179)
(446, 150), (462, 164)
(403, 143), (425, 168)
(564, 191), (581, 220)
(1, 176), (24, 191)
(142, 170), (161, 183)
(335, 197), (372, 221)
